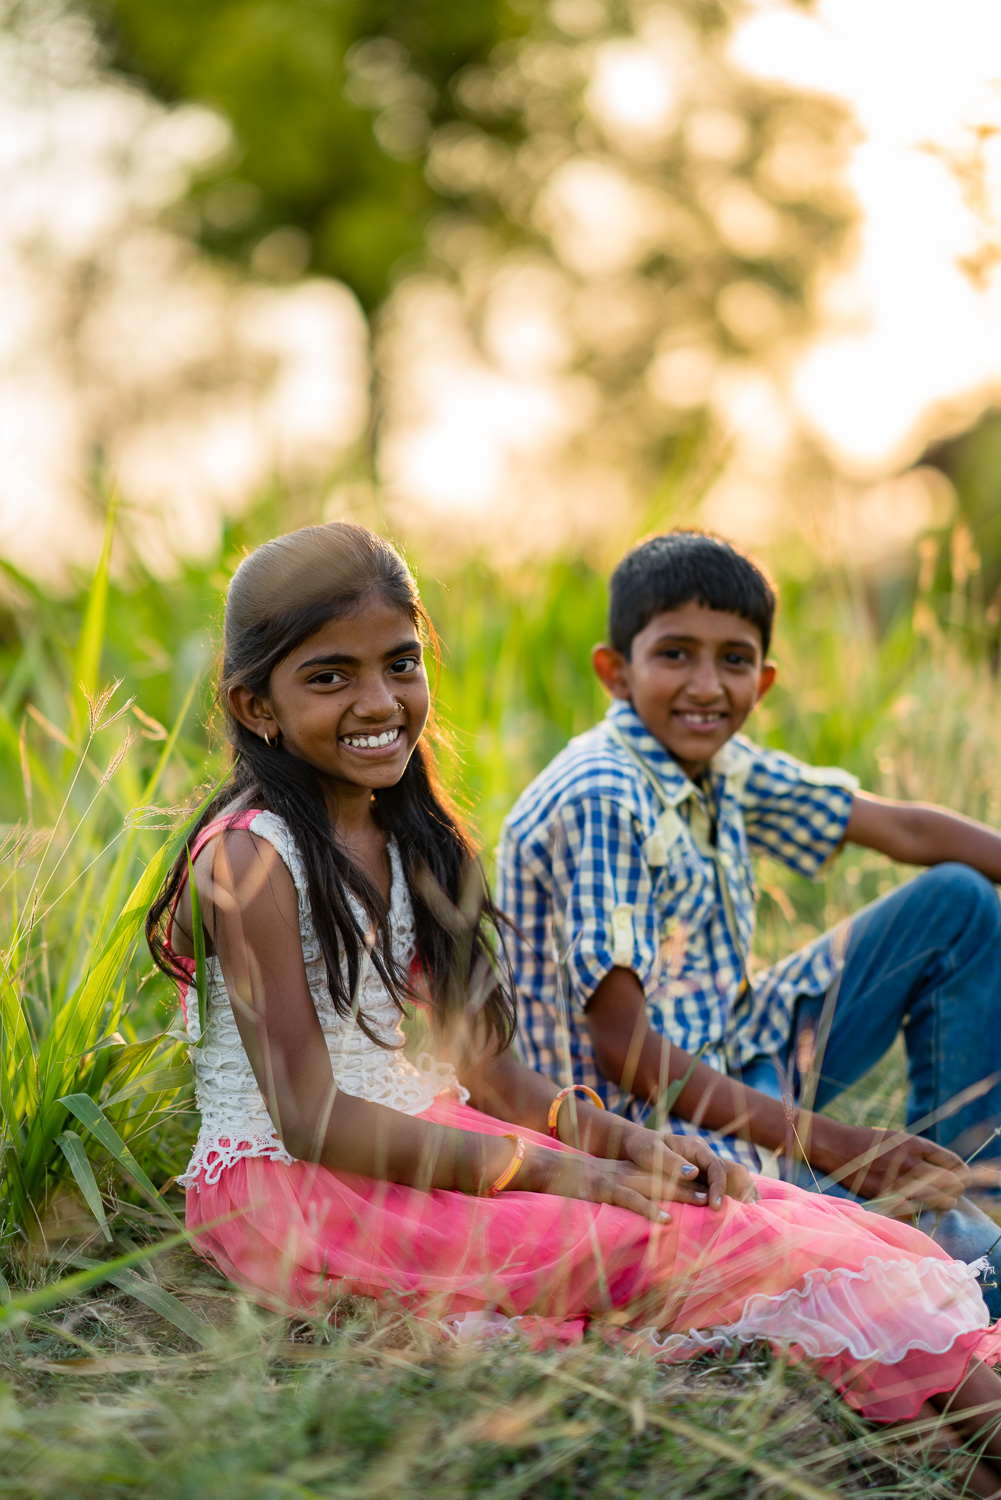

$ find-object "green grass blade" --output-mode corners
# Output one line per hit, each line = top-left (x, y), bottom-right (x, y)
(55, 1130), (112, 1242)
(185, 848), (209, 1046)
(659, 1043), (708, 1122)
(0, 1230), (191, 1324)
(72, 490), (117, 738)
(139, 670), (204, 809)
(57, 1093), (183, 1228)
(71, 1256), (213, 1347)
(102, 1064), (191, 1110)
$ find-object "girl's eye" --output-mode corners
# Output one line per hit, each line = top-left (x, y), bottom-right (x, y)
(310, 670), (345, 686)
(389, 656), (420, 675)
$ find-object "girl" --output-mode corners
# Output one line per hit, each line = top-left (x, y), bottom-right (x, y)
(149, 523), (1001, 1493)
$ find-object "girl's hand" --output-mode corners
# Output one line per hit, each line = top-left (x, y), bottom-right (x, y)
(619, 1124), (759, 1211)
(522, 1136), (756, 1222)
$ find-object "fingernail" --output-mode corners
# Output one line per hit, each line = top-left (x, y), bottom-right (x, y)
(681, 1164), (697, 1176)
(714, 1196), (722, 1208)
(694, 1190), (707, 1201)
(659, 1210), (671, 1222)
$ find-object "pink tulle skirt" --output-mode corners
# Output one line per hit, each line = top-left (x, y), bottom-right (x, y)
(186, 1096), (1001, 1422)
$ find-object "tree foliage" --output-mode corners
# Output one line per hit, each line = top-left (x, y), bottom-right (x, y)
(82, 0), (859, 545)
(93, 0), (529, 308)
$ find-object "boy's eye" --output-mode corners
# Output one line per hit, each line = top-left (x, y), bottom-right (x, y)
(660, 647), (687, 661)
(723, 653), (754, 668)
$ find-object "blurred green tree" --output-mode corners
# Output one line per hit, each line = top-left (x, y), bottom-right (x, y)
(375, 0), (857, 541)
(91, 0), (852, 326)
(84, 0), (858, 547)
(92, 0), (528, 309)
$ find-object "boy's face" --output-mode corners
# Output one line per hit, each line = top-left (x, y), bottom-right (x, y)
(592, 601), (775, 780)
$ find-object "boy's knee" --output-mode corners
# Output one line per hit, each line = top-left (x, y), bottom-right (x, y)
(915, 862), (1001, 938)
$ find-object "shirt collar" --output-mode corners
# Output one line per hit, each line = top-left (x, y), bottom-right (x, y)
(604, 698), (746, 802)
(604, 698), (695, 802)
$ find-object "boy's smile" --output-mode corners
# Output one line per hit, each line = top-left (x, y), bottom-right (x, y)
(592, 601), (775, 780)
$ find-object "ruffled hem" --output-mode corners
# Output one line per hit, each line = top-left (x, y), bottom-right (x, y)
(443, 1254), (994, 1367)
(626, 1254), (993, 1363)
(178, 1133), (295, 1189)
(184, 1096), (1001, 1423)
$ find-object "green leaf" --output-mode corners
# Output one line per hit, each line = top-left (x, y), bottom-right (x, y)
(72, 489), (118, 740)
(57, 1093), (183, 1228)
(71, 1256), (213, 1348)
(102, 1065), (191, 1109)
(0, 1231), (191, 1324)
(55, 1130), (112, 1242)
(186, 846), (209, 1046)
(658, 1044), (709, 1126)
(85, 675), (210, 957)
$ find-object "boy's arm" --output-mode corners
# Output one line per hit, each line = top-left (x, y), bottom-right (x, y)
(585, 966), (971, 1212)
(846, 791), (1001, 878)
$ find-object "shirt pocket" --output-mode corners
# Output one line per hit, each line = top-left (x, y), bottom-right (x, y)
(654, 833), (715, 935)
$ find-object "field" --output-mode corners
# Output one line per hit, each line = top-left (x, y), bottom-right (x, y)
(1, 494), (1000, 1496)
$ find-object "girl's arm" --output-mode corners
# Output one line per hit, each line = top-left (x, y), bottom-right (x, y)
(195, 830), (718, 1219)
(457, 1026), (756, 1210)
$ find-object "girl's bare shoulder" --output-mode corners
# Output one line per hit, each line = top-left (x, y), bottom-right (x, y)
(173, 825), (297, 958)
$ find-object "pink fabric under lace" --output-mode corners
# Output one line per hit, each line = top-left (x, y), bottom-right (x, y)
(187, 1092), (1001, 1423)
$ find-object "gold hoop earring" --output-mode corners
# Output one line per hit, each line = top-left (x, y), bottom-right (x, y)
(263, 731), (278, 748)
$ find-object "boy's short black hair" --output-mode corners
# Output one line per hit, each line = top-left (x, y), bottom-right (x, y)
(609, 529), (776, 657)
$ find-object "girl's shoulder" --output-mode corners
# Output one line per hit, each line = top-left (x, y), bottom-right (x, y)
(192, 805), (295, 861)
(170, 809), (302, 962)
(196, 808), (311, 901)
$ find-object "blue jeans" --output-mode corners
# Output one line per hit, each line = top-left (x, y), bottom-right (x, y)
(736, 864), (1001, 1319)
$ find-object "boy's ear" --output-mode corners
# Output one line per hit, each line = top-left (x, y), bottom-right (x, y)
(755, 660), (777, 705)
(592, 643), (631, 700)
(228, 683), (279, 744)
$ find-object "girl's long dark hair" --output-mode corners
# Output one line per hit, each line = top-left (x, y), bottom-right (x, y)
(146, 523), (516, 1050)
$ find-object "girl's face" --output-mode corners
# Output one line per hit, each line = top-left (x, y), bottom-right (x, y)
(232, 593), (431, 799)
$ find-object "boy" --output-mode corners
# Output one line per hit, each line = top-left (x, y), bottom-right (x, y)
(496, 531), (1001, 1300)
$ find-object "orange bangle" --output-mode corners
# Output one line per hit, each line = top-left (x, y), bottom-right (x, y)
(547, 1084), (606, 1139)
(486, 1133), (527, 1197)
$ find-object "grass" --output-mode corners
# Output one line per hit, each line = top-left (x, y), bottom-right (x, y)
(0, 1260), (977, 1498)
(1, 492), (1000, 1494)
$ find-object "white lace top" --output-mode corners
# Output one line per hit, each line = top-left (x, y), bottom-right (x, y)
(176, 810), (468, 1189)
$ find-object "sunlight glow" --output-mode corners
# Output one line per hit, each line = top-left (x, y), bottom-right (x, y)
(733, 0), (1001, 473)
(586, 38), (678, 144)
(0, 12), (369, 581)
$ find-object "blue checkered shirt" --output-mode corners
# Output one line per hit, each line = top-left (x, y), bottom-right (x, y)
(495, 698), (858, 1167)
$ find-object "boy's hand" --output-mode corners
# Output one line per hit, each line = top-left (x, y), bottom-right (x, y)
(814, 1121), (971, 1214)
(620, 1123), (759, 1210)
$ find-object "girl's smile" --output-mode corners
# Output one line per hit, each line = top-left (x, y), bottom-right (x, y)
(229, 592), (431, 815)
(340, 725), (404, 753)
